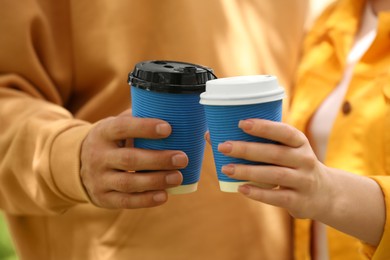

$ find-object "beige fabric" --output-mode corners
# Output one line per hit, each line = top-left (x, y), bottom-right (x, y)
(0, 1), (309, 259)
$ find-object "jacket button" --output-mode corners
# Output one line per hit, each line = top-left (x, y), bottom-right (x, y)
(342, 101), (352, 115)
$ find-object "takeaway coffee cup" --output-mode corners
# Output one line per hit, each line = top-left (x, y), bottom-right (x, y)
(200, 75), (285, 192)
(128, 60), (216, 194)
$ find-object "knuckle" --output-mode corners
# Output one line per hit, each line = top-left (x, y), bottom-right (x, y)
(238, 143), (250, 157)
(297, 130), (308, 142)
(258, 120), (272, 135)
(118, 194), (153, 209)
(234, 165), (251, 180)
(120, 150), (137, 168)
(301, 153), (317, 169)
(143, 171), (170, 190)
(148, 174), (164, 188)
(98, 116), (115, 136)
(118, 195), (131, 208)
(89, 147), (103, 166)
(267, 147), (283, 163)
(280, 122), (293, 133)
(282, 124), (306, 146)
(81, 171), (104, 201)
(280, 192), (294, 207)
(236, 142), (249, 156)
(238, 165), (250, 176)
(86, 186), (104, 207)
(125, 172), (165, 193)
(112, 116), (128, 138)
(273, 169), (288, 184)
(115, 174), (131, 192)
(282, 124), (297, 140)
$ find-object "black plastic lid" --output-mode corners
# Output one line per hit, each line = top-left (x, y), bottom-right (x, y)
(128, 60), (217, 93)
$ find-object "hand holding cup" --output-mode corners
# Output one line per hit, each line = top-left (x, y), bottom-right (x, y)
(200, 75), (285, 192)
(217, 118), (331, 220)
(80, 110), (188, 209)
(129, 60), (216, 194)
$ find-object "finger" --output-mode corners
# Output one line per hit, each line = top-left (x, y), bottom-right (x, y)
(218, 141), (301, 168)
(102, 115), (172, 141)
(104, 170), (183, 193)
(106, 148), (188, 171)
(101, 190), (169, 209)
(118, 109), (132, 117)
(238, 184), (297, 210)
(204, 131), (211, 144)
(221, 164), (298, 189)
(238, 119), (306, 148)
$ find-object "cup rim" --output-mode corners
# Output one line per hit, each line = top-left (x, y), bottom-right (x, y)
(199, 75), (285, 106)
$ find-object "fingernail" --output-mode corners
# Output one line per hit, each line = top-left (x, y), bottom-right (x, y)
(218, 142), (233, 153)
(239, 120), (254, 130)
(238, 185), (250, 195)
(156, 123), (171, 136)
(166, 173), (182, 185)
(153, 192), (167, 202)
(172, 153), (188, 167)
(221, 165), (235, 175)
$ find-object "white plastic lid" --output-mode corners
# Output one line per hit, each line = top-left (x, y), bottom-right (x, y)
(200, 75), (285, 105)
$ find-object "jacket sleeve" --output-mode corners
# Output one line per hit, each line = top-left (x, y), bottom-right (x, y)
(360, 176), (390, 259)
(0, 2), (92, 215)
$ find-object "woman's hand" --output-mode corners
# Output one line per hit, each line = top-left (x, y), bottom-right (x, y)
(216, 119), (385, 246)
(217, 119), (332, 219)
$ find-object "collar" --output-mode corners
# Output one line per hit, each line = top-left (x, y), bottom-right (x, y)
(323, 0), (366, 34)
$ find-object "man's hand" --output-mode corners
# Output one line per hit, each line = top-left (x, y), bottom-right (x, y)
(80, 110), (188, 209)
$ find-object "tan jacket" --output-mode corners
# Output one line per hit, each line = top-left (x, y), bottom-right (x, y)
(0, 1), (308, 259)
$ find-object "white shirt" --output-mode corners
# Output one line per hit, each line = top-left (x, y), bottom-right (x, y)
(309, 2), (378, 162)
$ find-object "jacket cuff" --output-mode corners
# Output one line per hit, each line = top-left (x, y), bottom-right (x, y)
(50, 122), (93, 203)
(361, 176), (390, 259)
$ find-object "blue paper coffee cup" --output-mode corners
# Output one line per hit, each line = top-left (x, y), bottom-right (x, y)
(128, 60), (216, 194)
(200, 75), (285, 192)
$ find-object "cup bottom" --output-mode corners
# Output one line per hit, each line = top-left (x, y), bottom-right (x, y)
(167, 183), (198, 195)
(219, 181), (276, 193)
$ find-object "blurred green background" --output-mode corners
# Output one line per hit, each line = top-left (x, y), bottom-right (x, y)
(0, 212), (18, 260)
